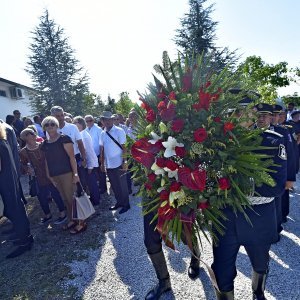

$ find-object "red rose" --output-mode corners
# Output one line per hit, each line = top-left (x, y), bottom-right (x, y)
(156, 158), (166, 168)
(223, 122), (235, 134)
(171, 119), (184, 133)
(169, 91), (176, 100)
(146, 109), (156, 122)
(214, 117), (221, 123)
(145, 182), (152, 190)
(194, 128), (208, 143)
(175, 146), (186, 157)
(197, 202), (209, 210)
(157, 101), (167, 111)
(218, 177), (231, 190)
(170, 181), (181, 192)
(159, 190), (170, 201)
(165, 160), (178, 171)
(160, 102), (176, 122)
(148, 173), (156, 183)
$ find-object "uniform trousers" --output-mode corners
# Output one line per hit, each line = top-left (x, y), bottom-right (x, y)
(144, 211), (163, 254)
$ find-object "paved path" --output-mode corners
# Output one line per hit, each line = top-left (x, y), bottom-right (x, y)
(64, 182), (300, 299)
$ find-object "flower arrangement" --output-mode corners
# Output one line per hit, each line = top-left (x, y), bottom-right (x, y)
(129, 52), (275, 248)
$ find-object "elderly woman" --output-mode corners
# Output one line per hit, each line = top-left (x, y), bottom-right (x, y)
(19, 128), (66, 224)
(73, 116), (100, 205)
(41, 116), (86, 234)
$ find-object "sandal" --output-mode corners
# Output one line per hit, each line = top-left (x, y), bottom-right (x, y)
(69, 223), (87, 234)
(63, 221), (77, 230)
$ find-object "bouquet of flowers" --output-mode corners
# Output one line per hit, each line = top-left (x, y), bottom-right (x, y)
(129, 52), (275, 249)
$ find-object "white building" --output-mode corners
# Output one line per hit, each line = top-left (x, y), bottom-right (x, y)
(0, 77), (35, 121)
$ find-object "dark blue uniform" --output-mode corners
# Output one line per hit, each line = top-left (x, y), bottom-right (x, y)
(211, 129), (287, 293)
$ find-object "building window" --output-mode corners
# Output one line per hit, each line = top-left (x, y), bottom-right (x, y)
(0, 90), (7, 97)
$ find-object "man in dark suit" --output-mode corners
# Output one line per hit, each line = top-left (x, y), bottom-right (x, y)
(211, 103), (287, 300)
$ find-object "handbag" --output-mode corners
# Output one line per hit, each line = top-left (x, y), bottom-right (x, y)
(72, 183), (95, 220)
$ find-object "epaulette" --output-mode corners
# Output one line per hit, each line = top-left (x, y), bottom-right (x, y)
(264, 129), (283, 138)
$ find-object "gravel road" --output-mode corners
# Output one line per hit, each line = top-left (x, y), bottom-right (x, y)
(64, 181), (300, 300)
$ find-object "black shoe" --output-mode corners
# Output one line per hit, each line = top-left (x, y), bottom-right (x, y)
(145, 278), (172, 300)
(40, 215), (52, 224)
(119, 207), (130, 214)
(6, 238), (33, 259)
(188, 265), (200, 279)
(109, 205), (121, 211)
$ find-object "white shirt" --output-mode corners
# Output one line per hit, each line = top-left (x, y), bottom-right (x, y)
(85, 124), (102, 156)
(80, 130), (99, 169)
(58, 122), (82, 155)
(100, 125), (126, 169)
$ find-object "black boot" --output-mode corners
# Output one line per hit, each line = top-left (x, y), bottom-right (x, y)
(6, 235), (34, 259)
(145, 251), (172, 300)
(214, 288), (234, 300)
(252, 271), (267, 300)
(188, 241), (201, 279)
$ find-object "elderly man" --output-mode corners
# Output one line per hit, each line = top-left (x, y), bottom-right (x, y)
(99, 111), (130, 214)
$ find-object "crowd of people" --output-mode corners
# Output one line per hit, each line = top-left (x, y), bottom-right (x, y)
(0, 99), (299, 299)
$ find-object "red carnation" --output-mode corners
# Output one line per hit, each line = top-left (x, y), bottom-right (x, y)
(169, 91), (176, 100)
(170, 181), (181, 192)
(223, 122), (235, 134)
(194, 128), (208, 143)
(156, 158), (166, 168)
(148, 173), (156, 183)
(197, 202), (209, 210)
(175, 146), (186, 157)
(160, 102), (176, 122)
(146, 109), (156, 122)
(158, 101), (167, 111)
(145, 182), (152, 190)
(165, 160), (178, 171)
(159, 190), (170, 201)
(171, 119), (184, 133)
(218, 177), (231, 190)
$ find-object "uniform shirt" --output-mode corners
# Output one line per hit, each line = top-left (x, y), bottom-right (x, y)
(100, 125), (126, 169)
(80, 130), (99, 169)
(85, 124), (102, 156)
(57, 122), (82, 155)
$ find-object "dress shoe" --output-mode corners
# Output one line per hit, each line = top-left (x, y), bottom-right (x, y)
(119, 207), (130, 214)
(109, 205), (122, 211)
(188, 265), (200, 279)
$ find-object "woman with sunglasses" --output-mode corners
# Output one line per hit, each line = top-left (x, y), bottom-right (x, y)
(19, 128), (66, 225)
(40, 116), (85, 233)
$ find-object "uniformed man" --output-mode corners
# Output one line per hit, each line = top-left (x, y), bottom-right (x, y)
(211, 103), (287, 300)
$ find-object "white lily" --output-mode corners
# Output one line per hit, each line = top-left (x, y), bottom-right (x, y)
(164, 167), (178, 180)
(169, 190), (185, 207)
(151, 162), (165, 176)
(149, 132), (162, 144)
(162, 136), (184, 158)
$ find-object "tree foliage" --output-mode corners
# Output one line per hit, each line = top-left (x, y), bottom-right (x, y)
(174, 0), (237, 69)
(115, 92), (134, 117)
(238, 56), (290, 103)
(26, 10), (89, 115)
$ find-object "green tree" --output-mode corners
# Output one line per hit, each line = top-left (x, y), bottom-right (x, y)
(115, 92), (134, 117)
(282, 92), (300, 107)
(82, 93), (106, 117)
(174, 0), (237, 68)
(238, 56), (290, 103)
(26, 10), (89, 115)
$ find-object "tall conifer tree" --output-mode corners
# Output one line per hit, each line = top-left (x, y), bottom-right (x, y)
(26, 10), (89, 115)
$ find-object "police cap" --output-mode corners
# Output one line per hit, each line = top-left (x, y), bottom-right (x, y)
(254, 103), (273, 114)
(272, 104), (283, 114)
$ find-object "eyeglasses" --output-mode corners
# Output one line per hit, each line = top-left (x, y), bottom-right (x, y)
(44, 123), (56, 128)
(85, 119), (93, 123)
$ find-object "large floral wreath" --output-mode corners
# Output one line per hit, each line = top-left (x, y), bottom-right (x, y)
(128, 53), (275, 248)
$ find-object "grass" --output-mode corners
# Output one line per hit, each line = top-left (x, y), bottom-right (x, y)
(0, 177), (115, 300)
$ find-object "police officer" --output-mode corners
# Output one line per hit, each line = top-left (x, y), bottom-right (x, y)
(211, 103), (287, 300)
(143, 208), (201, 300)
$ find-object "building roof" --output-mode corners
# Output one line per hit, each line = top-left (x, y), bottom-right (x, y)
(0, 77), (36, 92)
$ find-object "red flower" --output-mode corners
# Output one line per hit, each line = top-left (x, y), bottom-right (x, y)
(159, 190), (170, 201)
(156, 158), (166, 168)
(157, 92), (167, 100)
(169, 91), (176, 100)
(171, 119), (184, 133)
(165, 160), (178, 171)
(146, 109), (156, 122)
(145, 182), (152, 190)
(153, 140), (164, 151)
(158, 202), (177, 220)
(197, 202), (209, 210)
(214, 117), (221, 123)
(223, 122), (235, 134)
(141, 102), (151, 111)
(194, 128), (208, 143)
(160, 101), (176, 122)
(157, 101), (167, 111)
(170, 181), (181, 192)
(218, 177), (231, 190)
(182, 71), (193, 92)
(175, 146), (186, 157)
(193, 84), (222, 111)
(178, 166), (206, 191)
(148, 173), (156, 183)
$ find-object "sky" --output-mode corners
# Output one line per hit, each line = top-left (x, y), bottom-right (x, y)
(1, 0), (300, 102)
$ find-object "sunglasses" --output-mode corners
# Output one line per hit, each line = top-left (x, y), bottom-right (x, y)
(44, 123), (56, 128)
